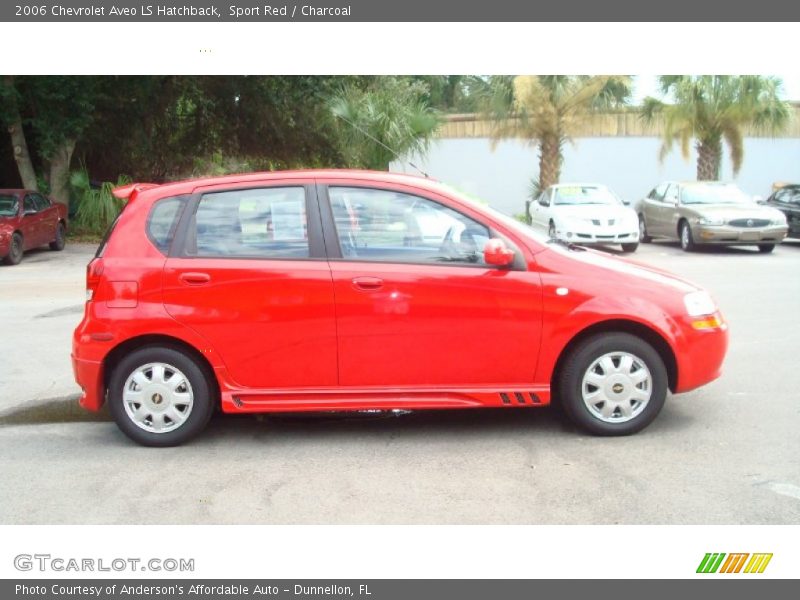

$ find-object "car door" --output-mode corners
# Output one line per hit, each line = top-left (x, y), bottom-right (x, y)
(319, 182), (543, 388)
(32, 194), (58, 243)
(530, 189), (551, 230)
(162, 181), (338, 390)
(20, 194), (45, 248)
(641, 183), (668, 237)
(771, 187), (800, 236)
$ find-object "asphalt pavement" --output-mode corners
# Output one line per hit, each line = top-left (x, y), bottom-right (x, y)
(1, 239), (799, 524)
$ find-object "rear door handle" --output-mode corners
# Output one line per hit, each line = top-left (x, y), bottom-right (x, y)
(352, 276), (383, 291)
(179, 272), (211, 285)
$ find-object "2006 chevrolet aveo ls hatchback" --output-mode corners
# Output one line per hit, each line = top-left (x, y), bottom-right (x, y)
(72, 170), (728, 446)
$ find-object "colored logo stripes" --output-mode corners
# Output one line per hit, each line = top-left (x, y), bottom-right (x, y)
(697, 553), (773, 573)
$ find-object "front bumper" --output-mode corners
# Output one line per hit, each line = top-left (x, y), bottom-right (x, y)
(674, 317), (729, 393)
(694, 224), (788, 244)
(0, 234), (10, 258)
(559, 229), (639, 244)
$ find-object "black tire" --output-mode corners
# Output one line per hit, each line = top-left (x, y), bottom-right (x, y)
(638, 215), (652, 243)
(758, 243), (775, 253)
(108, 346), (215, 446)
(49, 222), (66, 251)
(679, 221), (696, 252)
(621, 242), (639, 253)
(2, 232), (23, 265)
(557, 332), (668, 436)
(548, 220), (557, 239)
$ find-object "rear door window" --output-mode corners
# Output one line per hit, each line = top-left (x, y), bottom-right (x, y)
(185, 187), (310, 259)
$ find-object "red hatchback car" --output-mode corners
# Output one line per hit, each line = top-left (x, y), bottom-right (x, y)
(72, 170), (728, 446)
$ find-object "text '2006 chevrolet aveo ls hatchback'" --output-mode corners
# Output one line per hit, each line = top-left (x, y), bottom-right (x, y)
(72, 170), (729, 446)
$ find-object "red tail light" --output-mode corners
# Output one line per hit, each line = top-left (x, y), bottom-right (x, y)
(86, 258), (104, 301)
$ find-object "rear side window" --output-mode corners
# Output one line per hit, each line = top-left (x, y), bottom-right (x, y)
(147, 197), (186, 255)
(185, 187), (309, 259)
(32, 194), (50, 211)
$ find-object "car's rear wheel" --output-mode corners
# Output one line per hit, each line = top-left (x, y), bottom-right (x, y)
(638, 215), (652, 243)
(108, 346), (215, 446)
(679, 221), (696, 252)
(558, 332), (668, 435)
(2, 232), (23, 265)
(758, 243), (776, 253)
(49, 222), (66, 251)
(621, 242), (639, 253)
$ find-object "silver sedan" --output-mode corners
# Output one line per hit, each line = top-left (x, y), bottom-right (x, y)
(635, 181), (789, 253)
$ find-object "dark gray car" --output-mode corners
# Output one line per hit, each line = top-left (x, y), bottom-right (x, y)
(636, 181), (788, 253)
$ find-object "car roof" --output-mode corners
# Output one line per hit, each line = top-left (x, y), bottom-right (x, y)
(131, 169), (440, 200)
(550, 183), (608, 188)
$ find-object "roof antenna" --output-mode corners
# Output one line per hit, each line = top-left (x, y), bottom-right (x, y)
(334, 112), (430, 178)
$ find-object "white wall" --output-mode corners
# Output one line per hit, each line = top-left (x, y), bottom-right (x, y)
(392, 137), (800, 216)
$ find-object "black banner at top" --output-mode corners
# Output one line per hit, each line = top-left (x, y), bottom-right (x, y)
(2, 0), (800, 22)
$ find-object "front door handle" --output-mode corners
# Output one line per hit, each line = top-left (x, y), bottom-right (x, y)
(352, 276), (384, 291)
(179, 272), (211, 285)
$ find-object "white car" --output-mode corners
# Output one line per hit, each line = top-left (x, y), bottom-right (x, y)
(530, 183), (640, 252)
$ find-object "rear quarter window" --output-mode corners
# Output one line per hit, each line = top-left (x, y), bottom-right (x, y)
(147, 196), (186, 255)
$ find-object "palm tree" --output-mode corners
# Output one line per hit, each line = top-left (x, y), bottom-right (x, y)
(642, 76), (790, 181)
(329, 78), (441, 171)
(484, 75), (632, 193)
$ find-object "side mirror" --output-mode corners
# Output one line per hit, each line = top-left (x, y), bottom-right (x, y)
(484, 238), (515, 267)
(538, 197), (549, 207)
(753, 195), (766, 204)
(621, 198), (631, 206)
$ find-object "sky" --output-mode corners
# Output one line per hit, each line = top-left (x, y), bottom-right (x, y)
(632, 75), (800, 103)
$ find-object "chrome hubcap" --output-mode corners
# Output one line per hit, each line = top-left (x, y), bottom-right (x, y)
(123, 362), (194, 433)
(681, 226), (689, 247)
(639, 218), (646, 240)
(581, 352), (652, 423)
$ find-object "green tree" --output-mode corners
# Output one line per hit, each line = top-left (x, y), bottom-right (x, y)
(641, 75), (791, 180)
(1, 76), (99, 206)
(329, 78), (441, 170)
(484, 75), (632, 193)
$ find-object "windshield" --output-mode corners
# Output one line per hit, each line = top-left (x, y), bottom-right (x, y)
(553, 186), (621, 206)
(681, 184), (751, 205)
(0, 194), (19, 216)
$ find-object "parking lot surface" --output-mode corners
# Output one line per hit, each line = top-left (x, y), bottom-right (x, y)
(1, 240), (799, 524)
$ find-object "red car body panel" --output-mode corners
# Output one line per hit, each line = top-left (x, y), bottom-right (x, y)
(71, 170), (728, 416)
(0, 189), (67, 258)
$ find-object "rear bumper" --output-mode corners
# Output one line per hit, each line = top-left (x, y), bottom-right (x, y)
(71, 353), (104, 411)
(694, 225), (788, 244)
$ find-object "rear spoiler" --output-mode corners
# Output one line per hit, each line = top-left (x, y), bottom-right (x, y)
(112, 183), (159, 203)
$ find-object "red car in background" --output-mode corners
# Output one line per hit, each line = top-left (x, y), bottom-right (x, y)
(0, 189), (68, 265)
(71, 170), (729, 446)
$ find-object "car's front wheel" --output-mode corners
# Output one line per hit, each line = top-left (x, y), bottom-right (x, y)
(679, 221), (696, 252)
(548, 220), (557, 240)
(621, 242), (639, 253)
(2, 232), (23, 265)
(558, 333), (668, 435)
(108, 346), (215, 446)
(758, 243), (776, 253)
